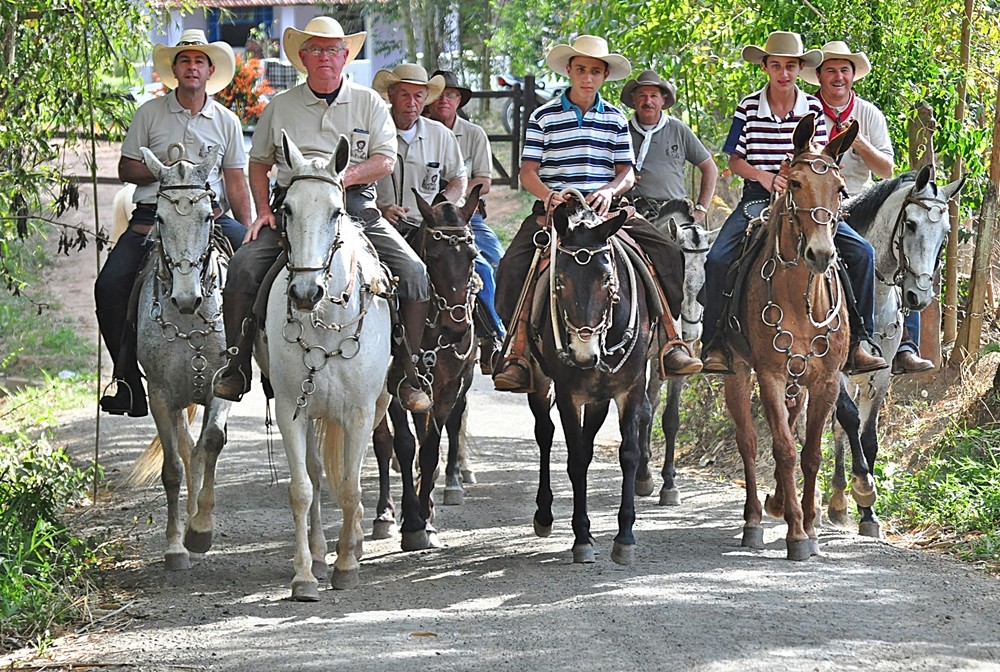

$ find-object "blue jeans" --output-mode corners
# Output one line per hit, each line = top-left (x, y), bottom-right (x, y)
(470, 214), (506, 339)
(898, 310), (922, 355)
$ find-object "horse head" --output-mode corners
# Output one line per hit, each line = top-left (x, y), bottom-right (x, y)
(142, 146), (218, 315)
(412, 184), (483, 334)
(655, 199), (719, 342)
(551, 195), (628, 368)
(781, 113), (856, 275)
(279, 130), (351, 312)
(897, 164), (966, 310)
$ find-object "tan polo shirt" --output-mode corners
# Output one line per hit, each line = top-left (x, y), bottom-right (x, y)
(452, 116), (492, 181)
(121, 90), (246, 209)
(375, 117), (466, 226)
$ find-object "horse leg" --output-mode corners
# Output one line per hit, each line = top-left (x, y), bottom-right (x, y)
(391, 401), (426, 551)
(179, 410), (197, 520)
(371, 416), (397, 540)
(323, 417), (369, 590)
(305, 422), (329, 583)
(636, 370), (661, 497)
(275, 399), (320, 601)
(659, 377), (685, 505)
(856, 407), (883, 538)
(149, 393), (191, 570)
(443, 396), (467, 505)
(724, 373), (763, 549)
(528, 381), (555, 537)
(183, 399), (229, 554)
(457, 405), (476, 484)
(613, 386), (645, 566)
(830, 384), (861, 527)
(414, 410), (445, 549)
(558, 395), (596, 563)
(801, 386), (840, 557)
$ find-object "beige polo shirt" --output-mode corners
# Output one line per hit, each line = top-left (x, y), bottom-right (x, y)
(452, 116), (492, 181)
(375, 117), (466, 226)
(121, 90), (246, 209)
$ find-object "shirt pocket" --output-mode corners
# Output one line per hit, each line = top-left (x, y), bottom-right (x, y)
(350, 129), (370, 162)
(419, 162), (441, 195)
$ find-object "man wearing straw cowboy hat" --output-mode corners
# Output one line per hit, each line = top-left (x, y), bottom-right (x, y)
(213, 17), (433, 412)
(806, 41), (929, 374)
(699, 30), (886, 376)
(95, 29), (251, 417)
(620, 69), (718, 224)
(492, 35), (702, 393)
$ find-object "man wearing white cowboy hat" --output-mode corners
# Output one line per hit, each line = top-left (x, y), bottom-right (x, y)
(620, 69), (718, 224)
(492, 35), (702, 393)
(95, 29), (251, 417)
(214, 17), (433, 413)
(700, 30), (885, 376)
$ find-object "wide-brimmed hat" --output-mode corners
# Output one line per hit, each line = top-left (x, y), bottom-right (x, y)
(372, 64), (445, 103)
(741, 31), (822, 68)
(283, 16), (367, 73)
(431, 70), (472, 108)
(620, 70), (677, 109)
(152, 30), (236, 95)
(545, 35), (631, 82)
(800, 40), (873, 86)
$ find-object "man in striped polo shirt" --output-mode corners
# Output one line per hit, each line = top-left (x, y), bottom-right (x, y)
(700, 31), (886, 375)
(493, 35), (701, 392)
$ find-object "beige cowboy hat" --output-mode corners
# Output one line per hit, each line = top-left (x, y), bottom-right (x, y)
(800, 41), (873, 86)
(283, 16), (367, 73)
(152, 29), (236, 96)
(741, 31), (823, 68)
(620, 69), (677, 109)
(372, 63), (446, 103)
(545, 35), (632, 82)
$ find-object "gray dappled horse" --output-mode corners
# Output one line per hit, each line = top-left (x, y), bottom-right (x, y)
(257, 132), (392, 600)
(831, 166), (965, 537)
(137, 147), (232, 571)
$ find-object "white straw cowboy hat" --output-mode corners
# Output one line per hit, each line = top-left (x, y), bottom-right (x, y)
(800, 40), (873, 86)
(741, 31), (823, 68)
(152, 30), (236, 96)
(283, 16), (367, 73)
(620, 69), (677, 109)
(372, 64), (446, 103)
(545, 35), (632, 81)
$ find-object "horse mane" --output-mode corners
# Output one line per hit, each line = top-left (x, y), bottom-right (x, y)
(843, 172), (917, 236)
(343, 214), (387, 286)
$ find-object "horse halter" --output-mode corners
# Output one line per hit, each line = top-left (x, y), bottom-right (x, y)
(882, 191), (949, 291)
(280, 173), (349, 278)
(424, 225), (480, 330)
(155, 184), (217, 279)
(553, 239), (618, 345)
(776, 154), (843, 266)
(676, 221), (711, 326)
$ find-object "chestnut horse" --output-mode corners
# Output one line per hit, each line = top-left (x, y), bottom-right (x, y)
(725, 114), (857, 560)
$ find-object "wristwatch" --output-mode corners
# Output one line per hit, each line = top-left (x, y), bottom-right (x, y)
(693, 203), (708, 213)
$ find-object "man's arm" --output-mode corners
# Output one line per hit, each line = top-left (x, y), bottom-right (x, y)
(343, 154), (395, 188)
(442, 174), (468, 204)
(468, 176), (491, 197)
(118, 156), (156, 185)
(693, 157), (719, 224)
(245, 160), (275, 241)
(222, 167), (252, 227)
(729, 155), (783, 193)
(850, 133), (894, 180)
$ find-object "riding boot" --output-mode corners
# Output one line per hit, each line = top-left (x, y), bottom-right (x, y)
(493, 277), (536, 393)
(97, 307), (148, 417)
(388, 298), (432, 413)
(478, 337), (501, 375)
(212, 292), (257, 402)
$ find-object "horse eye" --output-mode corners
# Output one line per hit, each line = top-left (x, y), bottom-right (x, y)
(601, 274), (613, 288)
(789, 179), (802, 190)
(905, 219), (917, 233)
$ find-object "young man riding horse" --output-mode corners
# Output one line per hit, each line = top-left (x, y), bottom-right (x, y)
(493, 35), (702, 393)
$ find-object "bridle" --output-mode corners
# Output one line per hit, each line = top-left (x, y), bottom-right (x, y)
(418, 224), (480, 332)
(155, 184), (216, 281)
(878, 189), (948, 292)
(773, 154), (843, 267)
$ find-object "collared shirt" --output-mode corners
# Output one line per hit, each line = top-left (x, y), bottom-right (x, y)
(627, 113), (712, 202)
(522, 89), (634, 194)
(375, 116), (466, 226)
(723, 85), (827, 176)
(820, 95), (893, 196)
(451, 116), (492, 181)
(121, 90), (246, 209)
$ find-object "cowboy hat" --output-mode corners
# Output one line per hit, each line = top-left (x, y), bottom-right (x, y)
(431, 70), (472, 108)
(741, 31), (823, 68)
(283, 16), (367, 73)
(620, 70), (677, 109)
(372, 64), (445, 104)
(545, 35), (631, 82)
(152, 30), (236, 96)
(800, 41), (873, 86)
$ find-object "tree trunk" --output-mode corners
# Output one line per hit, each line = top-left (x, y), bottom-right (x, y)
(400, 0), (418, 63)
(908, 101), (940, 365)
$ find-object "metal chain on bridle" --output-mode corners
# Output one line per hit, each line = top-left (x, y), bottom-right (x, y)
(877, 190), (949, 293)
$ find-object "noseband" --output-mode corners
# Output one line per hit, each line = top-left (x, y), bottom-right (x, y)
(155, 184), (216, 279)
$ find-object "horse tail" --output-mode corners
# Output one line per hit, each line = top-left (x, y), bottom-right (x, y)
(110, 184), (136, 245)
(315, 418), (347, 492)
(458, 405), (477, 471)
(122, 404), (198, 488)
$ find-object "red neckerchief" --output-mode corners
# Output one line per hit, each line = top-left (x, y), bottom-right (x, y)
(819, 91), (855, 138)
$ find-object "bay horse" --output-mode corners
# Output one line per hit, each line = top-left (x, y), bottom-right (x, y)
(637, 199), (718, 504)
(259, 132), (392, 599)
(725, 113), (856, 560)
(527, 192), (653, 565)
(830, 165), (965, 536)
(371, 187), (482, 550)
(136, 147), (232, 571)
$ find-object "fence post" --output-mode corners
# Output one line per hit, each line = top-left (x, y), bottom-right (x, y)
(511, 82), (521, 189)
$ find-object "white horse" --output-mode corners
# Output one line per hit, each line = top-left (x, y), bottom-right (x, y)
(258, 132), (392, 600)
(831, 165), (965, 536)
(137, 147), (232, 571)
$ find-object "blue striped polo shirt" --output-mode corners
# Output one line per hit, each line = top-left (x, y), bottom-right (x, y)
(521, 90), (634, 194)
(722, 85), (827, 175)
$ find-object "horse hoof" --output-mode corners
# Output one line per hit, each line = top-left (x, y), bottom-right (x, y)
(533, 519), (552, 538)
(164, 552), (191, 571)
(635, 477), (655, 497)
(401, 529), (440, 551)
(372, 519), (395, 540)
(312, 560), (329, 582)
(291, 579), (320, 602)
(658, 488), (681, 506)
(330, 567), (360, 590)
(859, 520), (882, 538)
(786, 539), (813, 561)
(443, 487), (464, 506)
(611, 542), (635, 566)
(808, 538), (821, 556)
(183, 529), (213, 554)
(461, 469), (477, 484)
(572, 544), (596, 564)
(827, 507), (850, 528)
(741, 527), (765, 549)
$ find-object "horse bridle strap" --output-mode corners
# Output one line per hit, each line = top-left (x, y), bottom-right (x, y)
(157, 184), (215, 217)
(775, 154), (844, 266)
(880, 191), (949, 290)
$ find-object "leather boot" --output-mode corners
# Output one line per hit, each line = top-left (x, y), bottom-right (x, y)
(700, 341), (734, 375)
(844, 341), (889, 375)
(213, 292), (257, 402)
(892, 350), (934, 374)
(393, 299), (432, 413)
(478, 337), (500, 375)
(493, 280), (535, 393)
(97, 307), (148, 417)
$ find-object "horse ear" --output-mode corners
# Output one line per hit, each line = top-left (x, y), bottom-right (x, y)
(411, 188), (435, 224)
(195, 146), (219, 181)
(792, 112), (817, 156)
(943, 173), (967, 201)
(824, 121), (858, 162)
(915, 164), (933, 191)
(705, 226), (722, 246)
(431, 193), (449, 206)
(595, 209), (629, 241)
(282, 130), (306, 171)
(329, 134), (351, 176)
(140, 147), (166, 182)
(551, 202), (570, 239)
(460, 184), (483, 224)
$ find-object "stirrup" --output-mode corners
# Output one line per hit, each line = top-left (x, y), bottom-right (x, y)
(493, 356), (534, 394)
(657, 339), (697, 379)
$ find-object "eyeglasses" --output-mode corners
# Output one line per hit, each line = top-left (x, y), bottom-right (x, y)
(177, 40), (207, 46)
(302, 45), (347, 57)
(441, 91), (463, 101)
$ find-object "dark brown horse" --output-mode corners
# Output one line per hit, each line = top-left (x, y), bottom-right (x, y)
(372, 186), (482, 551)
(725, 114), (857, 560)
